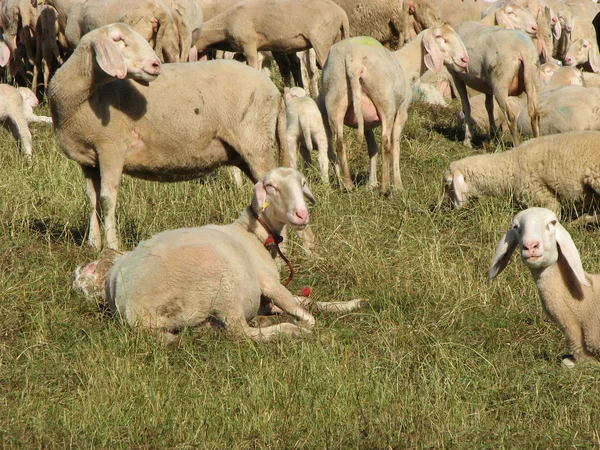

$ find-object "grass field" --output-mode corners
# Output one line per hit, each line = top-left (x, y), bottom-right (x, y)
(1, 97), (600, 449)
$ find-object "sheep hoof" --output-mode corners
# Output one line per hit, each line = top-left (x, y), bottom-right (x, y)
(561, 356), (576, 368)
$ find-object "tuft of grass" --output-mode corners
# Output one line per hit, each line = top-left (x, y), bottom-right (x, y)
(1, 101), (600, 449)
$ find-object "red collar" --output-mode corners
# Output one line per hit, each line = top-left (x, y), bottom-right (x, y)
(250, 206), (295, 287)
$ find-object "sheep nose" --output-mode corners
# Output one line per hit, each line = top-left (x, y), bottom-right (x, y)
(567, 25), (572, 32)
(564, 57), (573, 65)
(460, 55), (469, 66)
(150, 60), (161, 74)
(523, 240), (540, 251)
(295, 209), (308, 222)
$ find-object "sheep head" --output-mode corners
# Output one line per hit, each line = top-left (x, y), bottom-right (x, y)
(495, 4), (538, 37)
(564, 38), (600, 73)
(488, 208), (590, 288)
(442, 168), (470, 209)
(252, 168), (316, 232)
(422, 25), (469, 74)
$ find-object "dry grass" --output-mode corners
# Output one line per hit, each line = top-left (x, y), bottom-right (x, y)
(1, 98), (599, 449)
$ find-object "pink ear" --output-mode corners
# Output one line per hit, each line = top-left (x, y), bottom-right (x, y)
(92, 33), (127, 79)
(422, 29), (444, 73)
(251, 180), (267, 213)
(555, 223), (590, 287)
(589, 42), (600, 73)
(0, 40), (10, 67)
(188, 46), (198, 62)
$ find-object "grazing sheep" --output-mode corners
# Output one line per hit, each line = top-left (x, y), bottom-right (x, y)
(489, 207), (600, 367)
(0, 84), (52, 163)
(65, 0), (180, 62)
(442, 131), (600, 215)
(319, 25), (469, 193)
(284, 87), (331, 183)
(194, 0), (350, 70)
(74, 168), (367, 345)
(564, 37), (600, 72)
(449, 3), (541, 147)
(49, 23), (288, 250)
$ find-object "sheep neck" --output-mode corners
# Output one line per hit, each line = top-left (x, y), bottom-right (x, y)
(392, 32), (428, 84)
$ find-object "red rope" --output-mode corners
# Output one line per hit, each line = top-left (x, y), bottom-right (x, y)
(250, 207), (295, 287)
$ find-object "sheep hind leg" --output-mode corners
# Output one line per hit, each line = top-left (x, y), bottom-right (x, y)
(452, 77), (473, 147)
(494, 91), (520, 147)
(391, 107), (408, 192)
(485, 94), (498, 139)
(293, 296), (368, 313)
(379, 117), (392, 195)
(366, 130), (379, 189)
(7, 117), (32, 164)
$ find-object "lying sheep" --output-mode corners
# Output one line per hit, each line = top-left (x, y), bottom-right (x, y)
(319, 25), (469, 193)
(284, 87), (331, 183)
(539, 61), (560, 88)
(449, 3), (541, 147)
(49, 23), (288, 250)
(74, 168), (366, 344)
(489, 207), (600, 367)
(564, 37), (600, 72)
(442, 131), (600, 215)
(0, 84), (52, 163)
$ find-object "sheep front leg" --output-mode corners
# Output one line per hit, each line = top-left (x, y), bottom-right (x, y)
(562, 325), (597, 367)
(97, 157), (125, 250)
(314, 131), (330, 183)
(81, 166), (103, 250)
(7, 117), (33, 164)
(391, 107), (408, 192)
(261, 282), (315, 331)
(293, 295), (368, 313)
(366, 130), (379, 189)
(485, 94), (498, 139)
(453, 77), (473, 147)
(379, 118), (392, 195)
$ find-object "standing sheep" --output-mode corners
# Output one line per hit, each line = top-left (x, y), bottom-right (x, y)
(319, 25), (469, 193)
(0, 84), (52, 163)
(75, 168), (366, 344)
(489, 207), (600, 367)
(194, 0), (350, 70)
(442, 131), (600, 216)
(449, 4), (542, 147)
(49, 23), (288, 250)
(284, 87), (331, 183)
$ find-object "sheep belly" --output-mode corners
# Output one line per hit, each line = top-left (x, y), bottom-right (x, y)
(108, 228), (263, 330)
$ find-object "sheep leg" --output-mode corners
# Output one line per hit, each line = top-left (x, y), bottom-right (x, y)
(379, 117), (392, 195)
(366, 130), (379, 189)
(562, 326), (597, 366)
(261, 282), (315, 331)
(98, 159), (125, 250)
(287, 134), (299, 169)
(333, 115), (354, 191)
(229, 317), (308, 341)
(273, 52), (292, 86)
(484, 94), (498, 139)
(7, 117), (32, 164)
(454, 77), (473, 147)
(391, 107), (408, 192)
(81, 166), (103, 250)
(292, 295), (368, 313)
(314, 131), (329, 183)
(243, 43), (260, 70)
(494, 90), (520, 147)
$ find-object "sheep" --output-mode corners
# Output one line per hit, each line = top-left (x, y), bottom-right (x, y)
(32, 4), (65, 98)
(48, 23), (289, 250)
(0, 84), (52, 163)
(65, 0), (180, 62)
(489, 207), (600, 367)
(166, 0), (204, 62)
(540, 61), (561, 88)
(564, 37), (600, 72)
(284, 87), (331, 183)
(74, 167), (367, 345)
(583, 71), (600, 87)
(442, 131), (600, 216)
(318, 25), (469, 194)
(194, 0), (350, 70)
(449, 4), (541, 147)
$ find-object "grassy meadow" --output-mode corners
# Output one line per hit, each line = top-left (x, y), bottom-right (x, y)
(1, 96), (600, 449)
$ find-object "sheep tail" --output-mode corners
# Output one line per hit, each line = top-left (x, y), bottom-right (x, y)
(299, 110), (314, 154)
(346, 53), (364, 146)
(523, 53), (540, 138)
(276, 94), (290, 167)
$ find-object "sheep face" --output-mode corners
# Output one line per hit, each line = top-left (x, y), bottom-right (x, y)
(83, 23), (162, 83)
(564, 38), (598, 71)
(252, 168), (316, 231)
(422, 25), (469, 74)
(495, 4), (538, 37)
(442, 168), (470, 209)
(539, 62), (559, 87)
(558, 10), (573, 34)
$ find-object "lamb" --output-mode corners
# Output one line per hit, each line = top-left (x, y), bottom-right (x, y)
(74, 167), (367, 345)
(318, 25), (469, 193)
(194, 0), (350, 70)
(489, 207), (600, 367)
(442, 131), (600, 215)
(564, 37), (600, 72)
(65, 0), (180, 62)
(49, 23), (288, 250)
(540, 61), (560, 88)
(448, 3), (541, 147)
(284, 87), (331, 183)
(0, 84), (52, 163)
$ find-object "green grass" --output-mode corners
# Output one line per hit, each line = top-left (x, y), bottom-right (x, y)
(1, 99), (600, 449)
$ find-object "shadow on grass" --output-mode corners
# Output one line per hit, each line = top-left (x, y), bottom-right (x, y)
(29, 218), (87, 245)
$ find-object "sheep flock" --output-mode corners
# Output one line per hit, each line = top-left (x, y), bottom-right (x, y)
(3, 0), (600, 446)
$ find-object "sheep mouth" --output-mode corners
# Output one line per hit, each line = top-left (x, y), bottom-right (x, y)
(289, 221), (309, 231)
(523, 254), (542, 263)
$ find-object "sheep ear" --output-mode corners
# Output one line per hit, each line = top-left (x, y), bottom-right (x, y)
(283, 87), (293, 105)
(92, 33), (127, 79)
(555, 223), (590, 287)
(422, 29), (444, 73)
(489, 228), (519, 280)
(552, 19), (562, 40)
(303, 183), (316, 205)
(251, 180), (267, 213)
(589, 42), (600, 73)
(0, 40), (9, 67)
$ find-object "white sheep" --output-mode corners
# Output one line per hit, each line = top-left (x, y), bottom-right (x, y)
(318, 25), (469, 193)
(564, 37), (600, 73)
(448, 3), (541, 147)
(74, 168), (367, 345)
(489, 207), (600, 367)
(284, 87), (331, 183)
(442, 131), (600, 215)
(0, 84), (52, 163)
(49, 23), (288, 250)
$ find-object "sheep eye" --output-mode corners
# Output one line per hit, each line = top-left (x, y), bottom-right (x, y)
(512, 224), (519, 232)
